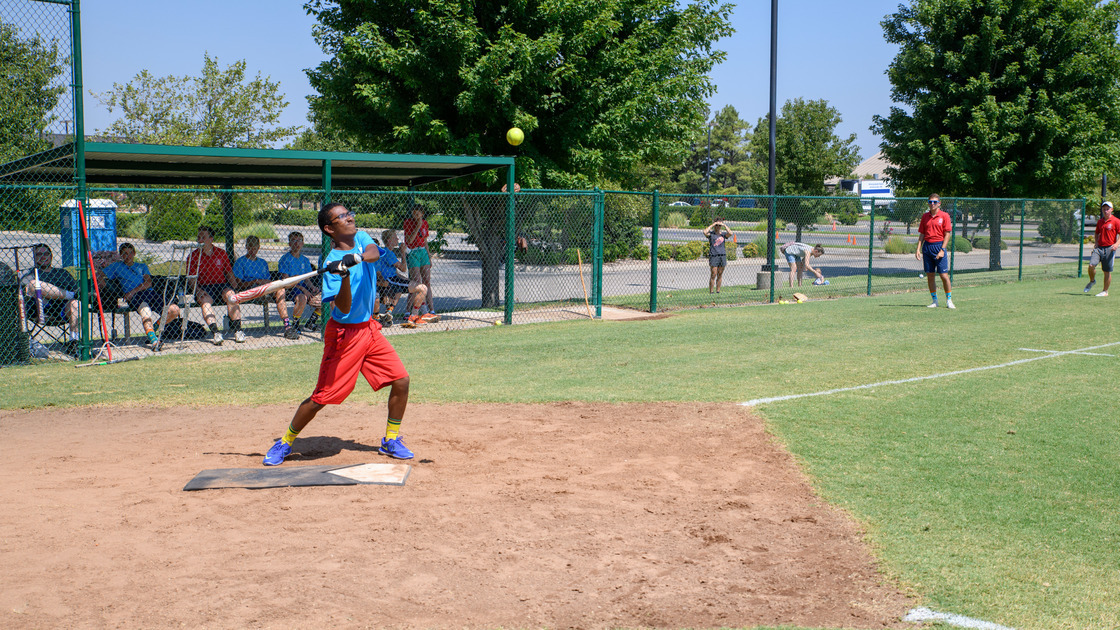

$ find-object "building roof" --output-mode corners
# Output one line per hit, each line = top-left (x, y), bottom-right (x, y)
(850, 150), (893, 180)
(0, 142), (515, 188)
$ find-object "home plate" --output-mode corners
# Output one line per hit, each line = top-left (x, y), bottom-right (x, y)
(183, 463), (410, 491)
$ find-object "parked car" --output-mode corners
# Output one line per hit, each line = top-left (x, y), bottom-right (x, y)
(736, 199), (757, 208)
(1073, 209), (1099, 227)
(668, 200), (691, 207)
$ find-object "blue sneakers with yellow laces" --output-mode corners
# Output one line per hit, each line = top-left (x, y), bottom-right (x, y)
(379, 437), (414, 460)
(263, 439), (292, 466)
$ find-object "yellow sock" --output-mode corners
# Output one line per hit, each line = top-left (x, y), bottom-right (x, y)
(386, 418), (402, 441)
(282, 424), (300, 445)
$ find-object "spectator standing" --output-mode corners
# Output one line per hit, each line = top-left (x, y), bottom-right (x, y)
(703, 219), (735, 293)
(916, 194), (955, 309)
(1084, 201), (1120, 297)
(403, 203), (436, 314)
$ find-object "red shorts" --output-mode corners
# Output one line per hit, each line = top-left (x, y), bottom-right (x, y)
(311, 319), (408, 405)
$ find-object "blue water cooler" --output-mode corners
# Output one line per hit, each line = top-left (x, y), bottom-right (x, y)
(60, 199), (118, 267)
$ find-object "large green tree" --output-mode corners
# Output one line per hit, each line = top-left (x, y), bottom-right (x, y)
(872, 0), (1120, 270)
(0, 21), (65, 164)
(94, 53), (300, 148)
(305, 0), (732, 305)
(749, 98), (860, 240)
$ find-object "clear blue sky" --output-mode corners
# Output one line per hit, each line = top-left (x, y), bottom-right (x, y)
(80, 0), (902, 161)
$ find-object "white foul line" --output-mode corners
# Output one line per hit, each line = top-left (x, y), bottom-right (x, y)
(1019, 348), (1115, 357)
(741, 341), (1120, 407)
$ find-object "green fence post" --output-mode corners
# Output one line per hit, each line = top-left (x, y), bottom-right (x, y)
(594, 190), (604, 317)
(320, 160), (332, 265)
(650, 190), (659, 313)
(504, 180), (516, 325)
(867, 201), (875, 296)
(72, 0), (89, 360)
(948, 199), (957, 284)
(1077, 199), (1087, 278)
(1018, 199), (1026, 281)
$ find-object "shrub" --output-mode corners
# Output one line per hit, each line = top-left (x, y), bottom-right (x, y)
(355, 212), (395, 229)
(750, 218), (787, 232)
(201, 196), (254, 232)
(632, 244), (650, 261)
(656, 244), (676, 261)
(117, 212), (147, 239)
(276, 208), (317, 226)
(946, 236), (972, 253)
(726, 242), (737, 262)
(741, 235), (769, 257)
(722, 207), (767, 222)
(145, 194), (202, 242)
(970, 235), (1007, 250)
(676, 241), (706, 261)
(662, 212), (689, 228)
(234, 222), (277, 242)
(688, 206), (711, 228)
(835, 209), (860, 225)
(517, 246), (563, 266)
(883, 235), (916, 254)
(603, 243), (629, 263)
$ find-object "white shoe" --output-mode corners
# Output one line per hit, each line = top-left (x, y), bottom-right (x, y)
(211, 332), (224, 346)
(1096, 291), (1109, 297)
(235, 330), (247, 343)
(1085, 281), (1095, 293)
(947, 299), (956, 309)
(927, 302), (939, 308)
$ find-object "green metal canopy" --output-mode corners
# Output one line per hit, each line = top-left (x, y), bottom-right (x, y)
(0, 142), (515, 188)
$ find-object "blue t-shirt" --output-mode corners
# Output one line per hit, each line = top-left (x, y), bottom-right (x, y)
(321, 231), (376, 324)
(103, 261), (149, 294)
(233, 256), (270, 283)
(278, 252), (314, 277)
(373, 247), (405, 280)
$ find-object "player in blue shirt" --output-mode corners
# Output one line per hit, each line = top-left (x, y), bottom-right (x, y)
(102, 242), (180, 350)
(374, 229), (436, 328)
(278, 231), (322, 333)
(234, 236), (298, 339)
(262, 203), (414, 466)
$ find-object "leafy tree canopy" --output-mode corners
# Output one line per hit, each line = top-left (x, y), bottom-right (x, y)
(94, 53), (301, 148)
(304, 0), (734, 190)
(0, 20), (66, 163)
(749, 97), (860, 196)
(872, 0), (1120, 199)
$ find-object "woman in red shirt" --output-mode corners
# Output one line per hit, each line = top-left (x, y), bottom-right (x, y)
(402, 204), (436, 314)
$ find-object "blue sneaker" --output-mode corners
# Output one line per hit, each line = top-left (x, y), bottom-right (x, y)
(379, 436), (414, 460)
(263, 439), (292, 466)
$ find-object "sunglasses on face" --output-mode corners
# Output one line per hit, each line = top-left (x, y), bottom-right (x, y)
(331, 210), (356, 223)
(928, 200), (940, 205)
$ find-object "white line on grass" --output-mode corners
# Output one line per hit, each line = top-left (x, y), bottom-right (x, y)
(1019, 348), (1115, 357)
(904, 607), (1014, 630)
(741, 341), (1120, 407)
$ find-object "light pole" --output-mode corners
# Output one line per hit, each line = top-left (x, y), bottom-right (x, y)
(705, 121), (714, 196)
(764, 0), (778, 273)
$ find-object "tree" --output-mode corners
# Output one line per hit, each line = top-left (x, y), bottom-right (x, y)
(708, 105), (752, 194)
(306, 0), (733, 305)
(94, 53), (301, 148)
(0, 20), (66, 164)
(749, 98), (860, 240)
(872, 0), (1120, 270)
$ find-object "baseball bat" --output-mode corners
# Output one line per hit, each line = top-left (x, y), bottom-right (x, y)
(34, 268), (44, 325)
(229, 268), (326, 304)
(12, 248), (27, 334)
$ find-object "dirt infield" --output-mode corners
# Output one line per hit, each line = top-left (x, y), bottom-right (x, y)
(0, 402), (913, 629)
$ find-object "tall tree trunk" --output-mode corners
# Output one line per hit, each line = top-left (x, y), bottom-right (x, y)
(463, 198), (506, 308)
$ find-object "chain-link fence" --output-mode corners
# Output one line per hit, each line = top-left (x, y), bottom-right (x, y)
(0, 178), (1091, 367)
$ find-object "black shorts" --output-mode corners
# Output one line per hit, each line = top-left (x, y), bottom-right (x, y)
(126, 287), (164, 314)
(196, 283), (231, 304)
(377, 276), (411, 299)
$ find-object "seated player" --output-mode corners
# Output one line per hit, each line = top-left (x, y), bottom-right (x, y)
(376, 229), (437, 329)
(21, 243), (82, 356)
(101, 242), (181, 351)
(278, 231), (322, 333)
(234, 235), (297, 339)
(187, 225), (245, 345)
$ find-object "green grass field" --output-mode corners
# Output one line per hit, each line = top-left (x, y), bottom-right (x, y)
(5, 276), (1117, 629)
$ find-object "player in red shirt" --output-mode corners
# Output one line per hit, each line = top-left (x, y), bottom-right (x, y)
(1084, 201), (1120, 297)
(916, 194), (955, 309)
(187, 225), (244, 344)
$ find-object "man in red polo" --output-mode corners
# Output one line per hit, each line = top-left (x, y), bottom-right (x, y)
(1084, 201), (1120, 297)
(916, 193), (955, 309)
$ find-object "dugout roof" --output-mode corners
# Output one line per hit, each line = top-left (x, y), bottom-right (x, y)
(0, 142), (515, 188)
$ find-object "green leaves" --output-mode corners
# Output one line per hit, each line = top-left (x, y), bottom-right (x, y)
(93, 53), (301, 148)
(873, 0), (1120, 199)
(0, 20), (65, 164)
(305, 0), (733, 189)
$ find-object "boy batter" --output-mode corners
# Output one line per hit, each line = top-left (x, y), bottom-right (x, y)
(263, 202), (414, 465)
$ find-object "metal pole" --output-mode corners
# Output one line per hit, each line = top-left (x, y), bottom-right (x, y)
(1018, 199), (1026, 281)
(650, 190), (659, 313)
(765, 0), (778, 271)
(867, 202), (875, 296)
(705, 123), (712, 197)
(71, 0), (89, 360)
(505, 170), (516, 325)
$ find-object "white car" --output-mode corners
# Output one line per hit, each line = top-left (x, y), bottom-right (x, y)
(1073, 209), (1099, 227)
(668, 201), (691, 207)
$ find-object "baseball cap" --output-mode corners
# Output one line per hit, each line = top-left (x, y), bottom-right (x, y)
(1104, 201), (1114, 209)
